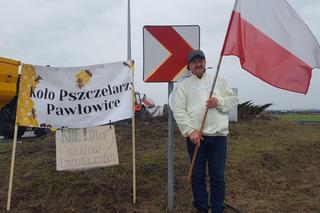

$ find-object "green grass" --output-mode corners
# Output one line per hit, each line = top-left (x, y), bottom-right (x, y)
(1, 118), (320, 212)
(275, 114), (320, 122)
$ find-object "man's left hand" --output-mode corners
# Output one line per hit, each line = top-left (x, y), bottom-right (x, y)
(206, 96), (219, 109)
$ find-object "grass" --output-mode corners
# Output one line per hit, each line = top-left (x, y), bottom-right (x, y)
(275, 114), (320, 122)
(0, 118), (320, 212)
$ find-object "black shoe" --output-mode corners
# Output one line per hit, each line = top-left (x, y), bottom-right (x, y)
(196, 208), (208, 213)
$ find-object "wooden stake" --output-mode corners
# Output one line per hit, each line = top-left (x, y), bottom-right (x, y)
(127, 0), (135, 204)
(6, 124), (19, 211)
(132, 85), (136, 204)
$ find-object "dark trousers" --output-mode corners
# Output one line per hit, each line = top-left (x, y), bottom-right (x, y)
(187, 136), (227, 213)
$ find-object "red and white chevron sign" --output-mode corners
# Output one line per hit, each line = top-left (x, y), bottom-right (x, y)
(143, 25), (200, 82)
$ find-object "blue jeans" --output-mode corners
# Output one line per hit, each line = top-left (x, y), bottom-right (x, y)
(187, 136), (227, 213)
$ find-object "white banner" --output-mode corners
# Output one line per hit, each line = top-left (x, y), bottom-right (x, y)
(16, 61), (134, 128)
(56, 125), (119, 171)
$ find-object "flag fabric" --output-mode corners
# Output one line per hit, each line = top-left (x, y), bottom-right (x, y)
(16, 61), (134, 128)
(141, 94), (155, 108)
(221, 0), (320, 94)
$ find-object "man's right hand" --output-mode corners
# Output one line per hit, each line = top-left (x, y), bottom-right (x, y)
(189, 130), (201, 147)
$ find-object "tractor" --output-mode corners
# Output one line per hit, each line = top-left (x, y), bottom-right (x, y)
(134, 92), (156, 121)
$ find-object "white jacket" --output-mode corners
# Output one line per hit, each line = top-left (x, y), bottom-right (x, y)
(170, 72), (238, 137)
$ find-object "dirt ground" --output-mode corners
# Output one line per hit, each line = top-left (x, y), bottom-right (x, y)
(0, 118), (319, 212)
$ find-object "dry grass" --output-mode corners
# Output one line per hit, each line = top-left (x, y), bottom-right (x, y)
(0, 118), (319, 212)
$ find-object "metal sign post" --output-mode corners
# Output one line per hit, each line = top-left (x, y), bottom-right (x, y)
(142, 25), (200, 211)
(167, 82), (174, 210)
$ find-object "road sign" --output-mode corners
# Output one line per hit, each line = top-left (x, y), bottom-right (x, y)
(143, 25), (200, 82)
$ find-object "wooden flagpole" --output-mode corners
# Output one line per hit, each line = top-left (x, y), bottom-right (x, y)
(6, 124), (19, 211)
(187, 55), (223, 182)
(187, 0), (238, 182)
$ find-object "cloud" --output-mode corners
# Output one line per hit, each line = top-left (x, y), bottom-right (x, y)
(0, 0), (319, 109)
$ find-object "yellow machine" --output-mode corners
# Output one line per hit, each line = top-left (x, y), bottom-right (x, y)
(0, 57), (20, 108)
(0, 57), (50, 138)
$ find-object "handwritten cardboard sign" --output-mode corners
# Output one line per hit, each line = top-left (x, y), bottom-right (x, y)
(56, 125), (119, 171)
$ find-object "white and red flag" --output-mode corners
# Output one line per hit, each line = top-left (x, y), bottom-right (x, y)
(141, 94), (155, 108)
(222, 0), (320, 94)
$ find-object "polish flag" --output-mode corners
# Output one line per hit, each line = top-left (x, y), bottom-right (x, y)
(142, 94), (155, 108)
(221, 0), (320, 94)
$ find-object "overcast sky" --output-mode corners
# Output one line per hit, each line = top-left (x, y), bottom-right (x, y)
(1, 0), (319, 110)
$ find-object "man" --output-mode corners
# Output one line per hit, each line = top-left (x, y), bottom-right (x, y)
(170, 50), (238, 213)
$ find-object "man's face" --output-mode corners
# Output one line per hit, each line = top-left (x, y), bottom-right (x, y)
(188, 57), (206, 78)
